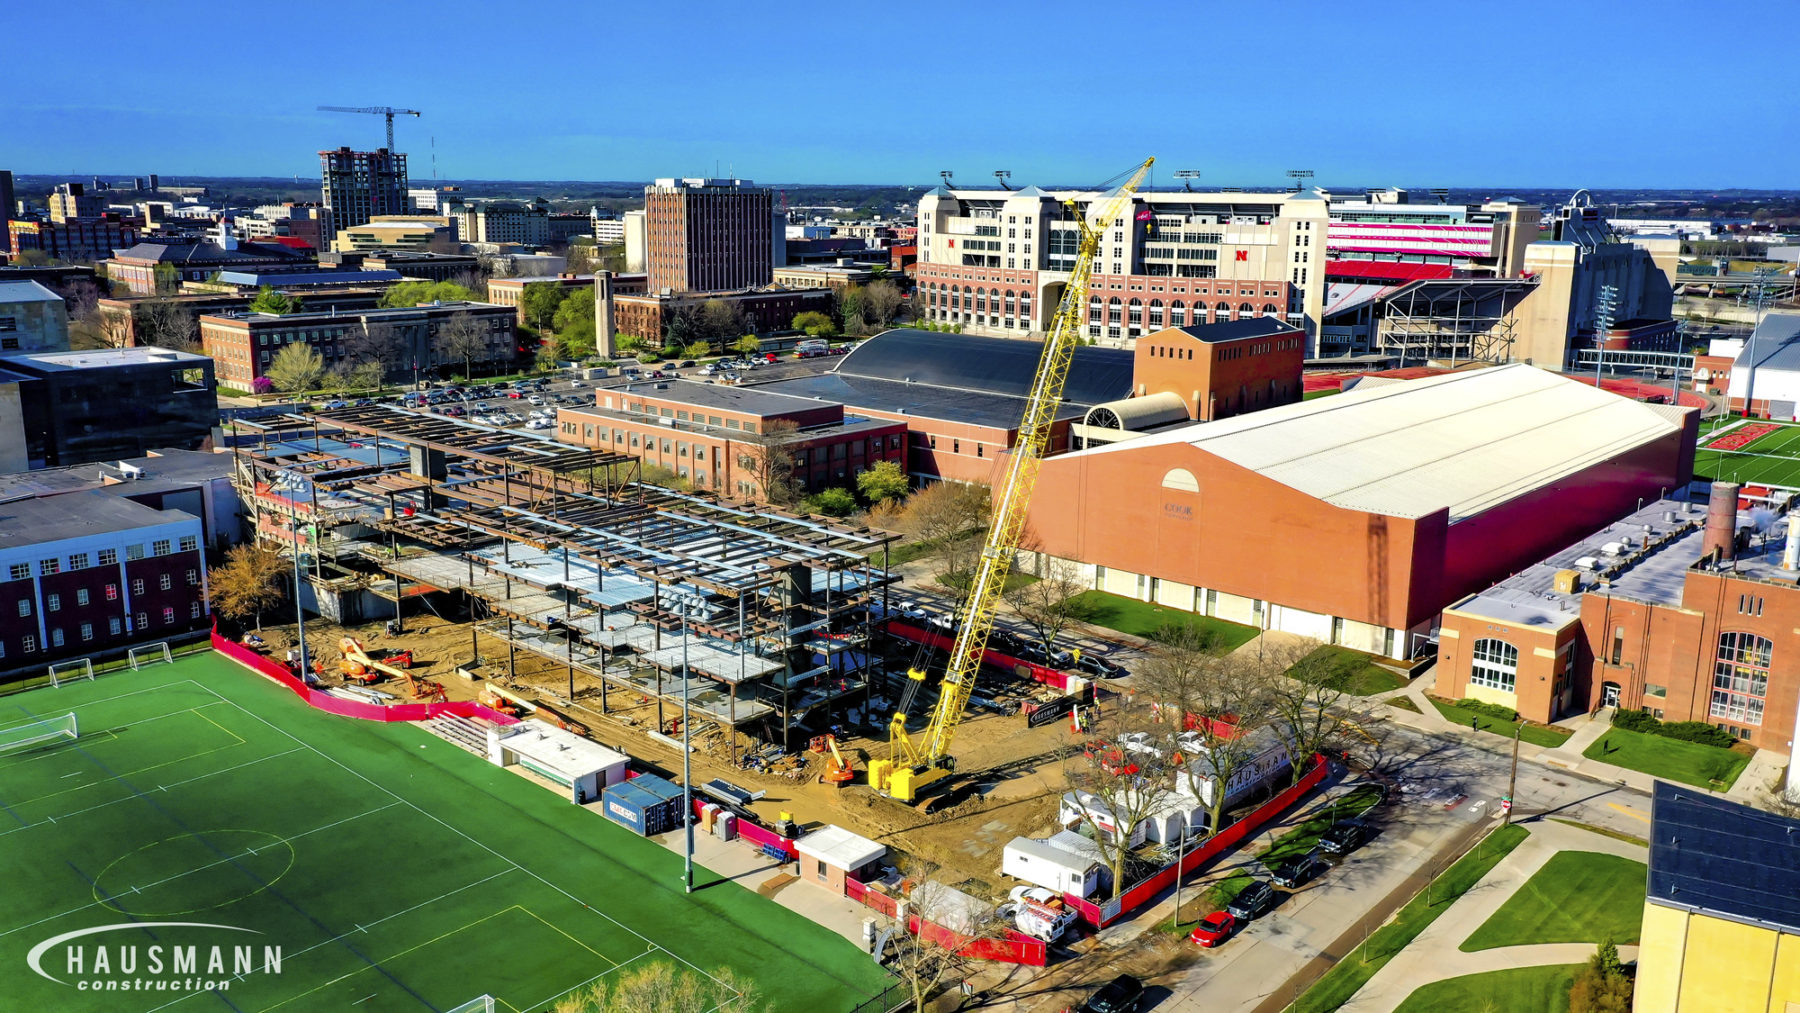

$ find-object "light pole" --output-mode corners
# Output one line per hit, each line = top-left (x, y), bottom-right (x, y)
(1502, 724), (1521, 827)
(680, 596), (695, 894)
(1592, 283), (1618, 390)
(289, 512), (310, 681)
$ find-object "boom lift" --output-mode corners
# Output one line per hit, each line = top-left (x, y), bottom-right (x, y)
(868, 157), (1155, 803)
(337, 635), (413, 686)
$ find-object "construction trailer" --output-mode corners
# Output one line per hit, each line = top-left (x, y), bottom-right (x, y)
(226, 406), (897, 759)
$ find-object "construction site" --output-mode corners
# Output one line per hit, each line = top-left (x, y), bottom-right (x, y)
(222, 405), (1093, 890)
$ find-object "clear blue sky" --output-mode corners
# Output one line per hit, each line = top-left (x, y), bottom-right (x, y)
(8, 0), (1793, 189)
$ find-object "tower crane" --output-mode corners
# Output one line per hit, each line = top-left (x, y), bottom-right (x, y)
(317, 106), (422, 151)
(868, 157), (1155, 804)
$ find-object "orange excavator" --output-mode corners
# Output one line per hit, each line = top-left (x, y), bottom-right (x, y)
(820, 734), (855, 788)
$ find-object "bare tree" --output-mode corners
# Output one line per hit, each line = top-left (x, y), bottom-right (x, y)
(748, 418), (801, 506)
(138, 299), (198, 352)
(1136, 625), (1278, 835)
(1061, 695), (1180, 899)
(864, 279), (903, 328)
(1261, 638), (1361, 785)
(1005, 555), (1094, 653)
(433, 311), (488, 379)
(208, 542), (288, 631)
(882, 860), (1001, 1013)
(344, 320), (410, 381)
(895, 481), (991, 590)
(95, 307), (136, 349)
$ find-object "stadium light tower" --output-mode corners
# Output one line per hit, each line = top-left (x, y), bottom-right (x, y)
(1173, 169), (1202, 191)
(993, 170), (1012, 190)
(1593, 283), (1619, 388)
(1286, 169), (1314, 193)
(939, 170), (954, 188)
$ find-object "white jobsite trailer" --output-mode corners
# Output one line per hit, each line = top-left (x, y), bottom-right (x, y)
(1002, 836), (1103, 897)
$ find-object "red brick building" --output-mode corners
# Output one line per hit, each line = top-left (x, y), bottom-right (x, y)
(0, 490), (210, 677)
(1439, 483), (1800, 750)
(645, 178), (772, 293)
(609, 287), (831, 347)
(555, 380), (905, 501)
(8, 216), (141, 264)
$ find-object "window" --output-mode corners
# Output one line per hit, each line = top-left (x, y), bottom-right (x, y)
(39, 558), (59, 576)
(134, 612), (147, 631)
(162, 607), (175, 625)
(1468, 639), (1519, 693)
(21, 633), (35, 654)
(16, 599), (29, 617)
(98, 548), (116, 566)
(47, 594), (60, 612)
(1712, 632), (1772, 726)
(127, 544), (145, 561)
(50, 628), (63, 648)
(1609, 626), (1625, 665)
(109, 617), (121, 636)
(69, 553), (89, 570)
(76, 589), (88, 606)
(80, 623), (93, 641)
(159, 574), (172, 591)
(7, 563), (26, 581)
(190, 601), (203, 619)
(179, 536), (197, 553)
(152, 540), (171, 556)
(105, 583), (117, 601)
(132, 579), (145, 596)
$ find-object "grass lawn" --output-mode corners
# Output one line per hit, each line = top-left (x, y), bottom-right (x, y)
(1462, 852), (1646, 950)
(1303, 389), (1341, 400)
(1069, 590), (1260, 650)
(0, 653), (891, 1012)
(215, 385), (251, 398)
(1261, 785), (1388, 869)
(1286, 824), (1530, 1013)
(1583, 726), (1751, 789)
(1692, 418), (1800, 486)
(1300, 646), (1407, 696)
(1386, 696), (1422, 714)
(1392, 964), (1583, 1013)
(1157, 868), (1256, 935)
(1429, 698), (1573, 749)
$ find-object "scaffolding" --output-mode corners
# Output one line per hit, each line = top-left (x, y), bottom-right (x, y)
(227, 406), (898, 757)
(1376, 278), (1536, 366)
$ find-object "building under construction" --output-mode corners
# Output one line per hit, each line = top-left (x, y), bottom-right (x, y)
(226, 405), (897, 757)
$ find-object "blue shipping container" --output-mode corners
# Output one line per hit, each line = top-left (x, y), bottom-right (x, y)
(601, 775), (686, 836)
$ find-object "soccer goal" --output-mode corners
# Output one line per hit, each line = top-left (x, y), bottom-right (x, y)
(444, 997), (494, 1013)
(128, 641), (174, 670)
(47, 658), (95, 687)
(0, 712), (78, 757)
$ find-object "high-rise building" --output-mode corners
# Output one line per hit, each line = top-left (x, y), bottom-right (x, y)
(644, 178), (772, 293)
(0, 170), (15, 228)
(49, 183), (105, 223)
(319, 147), (409, 241)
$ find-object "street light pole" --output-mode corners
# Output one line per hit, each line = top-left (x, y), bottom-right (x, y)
(1502, 724), (1521, 826)
(290, 514), (310, 681)
(681, 597), (694, 894)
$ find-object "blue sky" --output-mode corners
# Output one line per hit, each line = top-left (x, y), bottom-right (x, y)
(6, 0), (1792, 189)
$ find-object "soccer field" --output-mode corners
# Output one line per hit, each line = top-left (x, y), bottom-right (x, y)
(0, 653), (891, 1011)
(1693, 419), (1800, 488)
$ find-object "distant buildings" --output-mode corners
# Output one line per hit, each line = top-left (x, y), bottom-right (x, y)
(8, 216), (141, 264)
(597, 283), (830, 356)
(450, 199), (549, 246)
(48, 183), (105, 223)
(319, 147), (410, 238)
(1721, 310), (1800, 420)
(106, 232), (314, 296)
(0, 280), (70, 353)
(329, 215), (458, 254)
(485, 273), (646, 326)
(0, 347), (217, 469)
(644, 178), (773, 293)
(199, 301), (516, 388)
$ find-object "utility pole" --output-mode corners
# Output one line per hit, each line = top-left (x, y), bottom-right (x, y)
(1502, 724), (1521, 826)
(290, 513), (309, 681)
(1742, 268), (1773, 417)
(681, 597), (694, 893)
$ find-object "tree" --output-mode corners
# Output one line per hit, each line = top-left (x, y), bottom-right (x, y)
(639, 464), (691, 492)
(1062, 696), (1180, 899)
(698, 298), (744, 341)
(894, 481), (990, 588)
(340, 360), (384, 392)
(138, 299), (198, 352)
(433, 311), (488, 379)
(681, 340), (713, 360)
(1263, 639), (1363, 785)
(379, 279), (477, 308)
(731, 335), (762, 355)
(265, 343), (325, 394)
(804, 487), (857, 516)
(563, 241), (595, 275)
(248, 286), (301, 315)
(535, 341), (560, 373)
(1136, 624), (1275, 835)
(343, 321), (409, 381)
(553, 288), (597, 358)
(521, 282), (572, 334)
(663, 305), (702, 349)
(96, 309), (135, 349)
(1568, 937), (1634, 1013)
(748, 420), (801, 506)
(152, 262), (179, 296)
(792, 310), (837, 338)
(838, 286), (870, 334)
(208, 543), (288, 632)
(879, 862), (1000, 1013)
(855, 460), (908, 504)
(865, 279), (903, 327)
(552, 961), (762, 1013)
(11, 249), (53, 267)
(1005, 557), (1095, 654)
(594, 243), (628, 273)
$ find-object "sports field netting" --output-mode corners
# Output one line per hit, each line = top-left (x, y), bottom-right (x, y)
(0, 653), (892, 1011)
(1693, 419), (1800, 488)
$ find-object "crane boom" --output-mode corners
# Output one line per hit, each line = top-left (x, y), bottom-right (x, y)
(317, 105), (422, 151)
(873, 158), (1154, 802)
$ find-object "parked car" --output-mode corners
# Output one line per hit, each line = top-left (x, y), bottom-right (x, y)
(1271, 853), (1324, 889)
(677, 359), (696, 368)
(1077, 974), (1144, 1013)
(322, 399), (348, 410)
(527, 395), (545, 405)
(1074, 654), (1129, 680)
(1319, 822), (1368, 856)
(1188, 910), (1238, 948)
(570, 379), (586, 387)
(527, 419), (551, 430)
(1225, 880), (1276, 921)
(507, 391), (523, 399)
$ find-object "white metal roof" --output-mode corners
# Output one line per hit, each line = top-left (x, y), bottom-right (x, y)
(1005, 836), (1100, 874)
(794, 824), (886, 870)
(498, 720), (629, 780)
(1072, 363), (1686, 520)
(0, 280), (62, 305)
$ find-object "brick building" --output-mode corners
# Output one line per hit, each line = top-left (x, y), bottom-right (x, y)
(606, 287), (831, 349)
(200, 301), (516, 389)
(555, 380), (906, 501)
(95, 288), (387, 348)
(107, 237), (313, 296)
(1438, 483), (1800, 750)
(8, 216), (141, 263)
(645, 178), (773, 293)
(0, 490), (210, 678)
(486, 273), (647, 325)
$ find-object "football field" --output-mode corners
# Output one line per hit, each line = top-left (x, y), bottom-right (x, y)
(0, 653), (891, 1011)
(1693, 418), (1800, 488)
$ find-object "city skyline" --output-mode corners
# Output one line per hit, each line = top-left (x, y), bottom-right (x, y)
(7, 0), (1792, 189)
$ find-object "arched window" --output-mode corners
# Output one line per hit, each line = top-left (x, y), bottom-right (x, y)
(1216, 301), (1232, 322)
(1261, 303), (1279, 317)
(1469, 639), (1519, 693)
(1714, 632), (1773, 725)
(1148, 299), (1164, 328)
(1170, 301), (1186, 327)
(1107, 298), (1122, 323)
(1003, 291), (1016, 317)
(1239, 302), (1255, 318)
(1088, 295), (1102, 323)
(1161, 468), (1198, 492)
(1127, 298), (1143, 326)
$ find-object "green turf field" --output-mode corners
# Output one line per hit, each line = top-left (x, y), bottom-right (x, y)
(0, 653), (891, 1012)
(1693, 419), (1800, 487)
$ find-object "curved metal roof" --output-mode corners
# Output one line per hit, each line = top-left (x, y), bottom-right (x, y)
(1084, 392), (1189, 430)
(837, 329), (1135, 406)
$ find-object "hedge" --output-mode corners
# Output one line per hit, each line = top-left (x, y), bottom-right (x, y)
(1611, 708), (1736, 748)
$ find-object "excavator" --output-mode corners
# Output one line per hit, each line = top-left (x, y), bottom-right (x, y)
(867, 157), (1156, 804)
(821, 735), (855, 788)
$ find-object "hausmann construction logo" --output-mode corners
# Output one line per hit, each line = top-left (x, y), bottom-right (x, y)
(27, 922), (282, 994)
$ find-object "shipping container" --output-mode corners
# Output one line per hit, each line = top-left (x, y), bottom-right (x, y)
(600, 774), (687, 836)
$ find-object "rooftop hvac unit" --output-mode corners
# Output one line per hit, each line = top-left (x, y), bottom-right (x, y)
(1600, 541), (1627, 556)
(1575, 556), (1601, 570)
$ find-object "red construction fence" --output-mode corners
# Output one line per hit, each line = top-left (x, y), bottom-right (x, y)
(211, 627), (521, 726)
(884, 620), (1072, 692)
(908, 914), (1047, 966)
(1062, 753), (1330, 928)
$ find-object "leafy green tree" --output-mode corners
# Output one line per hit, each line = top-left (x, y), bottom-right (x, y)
(698, 298), (743, 340)
(663, 306), (701, 348)
(1569, 937), (1634, 1013)
(552, 960), (761, 1013)
(681, 340), (713, 359)
(153, 262), (180, 295)
(379, 279), (477, 308)
(11, 249), (54, 267)
(838, 285), (869, 333)
(793, 311), (837, 338)
(208, 542), (287, 632)
(265, 343), (325, 393)
(731, 335), (762, 355)
(553, 288), (597, 357)
(805, 487), (858, 517)
(535, 341), (560, 373)
(248, 286), (301, 315)
(855, 460), (908, 503)
(616, 334), (645, 353)
(521, 282), (572, 333)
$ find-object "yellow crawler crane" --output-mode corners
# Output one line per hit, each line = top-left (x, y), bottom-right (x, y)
(869, 157), (1155, 803)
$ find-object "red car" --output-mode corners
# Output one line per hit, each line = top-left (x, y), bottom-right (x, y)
(1188, 911), (1237, 948)
(507, 391), (523, 398)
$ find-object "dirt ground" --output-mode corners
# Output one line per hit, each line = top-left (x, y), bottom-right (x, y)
(237, 609), (1085, 902)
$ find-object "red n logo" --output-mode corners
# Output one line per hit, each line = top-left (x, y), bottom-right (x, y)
(1235, 250), (1248, 261)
